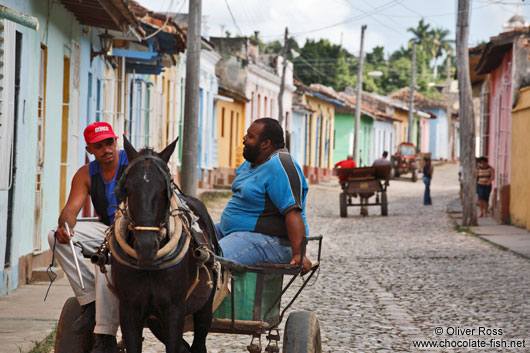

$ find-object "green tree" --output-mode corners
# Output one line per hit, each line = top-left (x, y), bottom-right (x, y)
(366, 46), (385, 67)
(293, 38), (354, 90)
(430, 27), (454, 77)
(407, 18), (432, 49)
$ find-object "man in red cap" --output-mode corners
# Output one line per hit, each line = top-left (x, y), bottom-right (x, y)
(48, 122), (128, 352)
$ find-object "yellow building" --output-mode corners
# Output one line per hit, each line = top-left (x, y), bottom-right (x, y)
(392, 108), (409, 147)
(215, 88), (247, 185)
(510, 86), (530, 230)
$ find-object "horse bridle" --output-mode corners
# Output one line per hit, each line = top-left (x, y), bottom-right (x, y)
(115, 152), (174, 234)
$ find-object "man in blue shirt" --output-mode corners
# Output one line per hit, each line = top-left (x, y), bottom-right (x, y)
(216, 118), (312, 274)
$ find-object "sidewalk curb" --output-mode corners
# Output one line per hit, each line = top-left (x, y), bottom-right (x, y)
(447, 212), (530, 261)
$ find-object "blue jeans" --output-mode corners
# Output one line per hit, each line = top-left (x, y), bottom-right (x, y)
(423, 176), (432, 205)
(215, 223), (293, 265)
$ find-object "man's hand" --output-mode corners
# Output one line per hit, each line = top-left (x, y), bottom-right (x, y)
(290, 254), (312, 275)
(56, 224), (73, 244)
(285, 209), (313, 275)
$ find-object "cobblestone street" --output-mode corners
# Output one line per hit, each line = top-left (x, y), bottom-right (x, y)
(141, 163), (529, 352)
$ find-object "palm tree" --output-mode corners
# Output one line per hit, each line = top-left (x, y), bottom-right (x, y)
(407, 18), (432, 49)
(430, 27), (454, 78)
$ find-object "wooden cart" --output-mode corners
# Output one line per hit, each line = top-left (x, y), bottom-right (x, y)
(54, 236), (323, 353)
(334, 165), (390, 217)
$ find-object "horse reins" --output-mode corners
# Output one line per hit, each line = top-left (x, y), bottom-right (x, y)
(114, 152), (174, 235)
(97, 152), (216, 300)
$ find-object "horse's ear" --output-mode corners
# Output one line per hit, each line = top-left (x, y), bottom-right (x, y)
(123, 135), (138, 161)
(158, 137), (179, 164)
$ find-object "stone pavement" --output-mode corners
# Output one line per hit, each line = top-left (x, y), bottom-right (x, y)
(447, 199), (530, 259)
(0, 276), (73, 353)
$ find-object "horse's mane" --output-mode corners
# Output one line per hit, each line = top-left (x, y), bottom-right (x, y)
(137, 147), (155, 156)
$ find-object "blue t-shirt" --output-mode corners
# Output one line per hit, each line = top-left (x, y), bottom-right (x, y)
(220, 150), (309, 238)
(88, 150), (129, 225)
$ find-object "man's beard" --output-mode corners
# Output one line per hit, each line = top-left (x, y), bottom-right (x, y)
(243, 142), (260, 163)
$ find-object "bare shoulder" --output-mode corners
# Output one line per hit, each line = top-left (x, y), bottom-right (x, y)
(73, 164), (90, 189)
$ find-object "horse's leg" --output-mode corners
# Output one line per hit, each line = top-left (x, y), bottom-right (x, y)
(119, 302), (144, 353)
(163, 303), (186, 353)
(190, 290), (214, 353)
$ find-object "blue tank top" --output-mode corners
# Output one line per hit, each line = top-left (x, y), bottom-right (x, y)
(88, 150), (129, 225)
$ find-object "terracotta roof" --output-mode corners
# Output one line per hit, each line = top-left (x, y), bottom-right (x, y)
(127, 0), (186, 52)
(57, 0), (137, 31)
(388, 87), (446, 109)
(475, 27), (530, 74)
(469, 44), (489, 84)
(338, 93), (395, 121)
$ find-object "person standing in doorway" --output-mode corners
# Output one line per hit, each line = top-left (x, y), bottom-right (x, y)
(423, 157), (433, 205)
(476, 156), (494, 217)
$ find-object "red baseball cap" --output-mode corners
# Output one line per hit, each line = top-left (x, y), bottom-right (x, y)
(84, 122), (118, 144)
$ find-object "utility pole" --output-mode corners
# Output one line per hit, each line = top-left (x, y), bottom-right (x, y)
(446, 55), (452, 160)
(353, 25), (366, 164)
(408, 42), (416, 143)
(278, 27), (289, 127)
(180, 0), (202, 197)
(456, 0), (477, 226)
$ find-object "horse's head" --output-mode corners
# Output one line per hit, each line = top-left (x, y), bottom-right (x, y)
(118, 136), (178, 265)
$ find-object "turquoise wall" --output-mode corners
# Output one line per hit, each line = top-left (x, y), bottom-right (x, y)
(0, 0), (81, 295)
(332, 112), (373, 166)
(333, 113), (354, 165)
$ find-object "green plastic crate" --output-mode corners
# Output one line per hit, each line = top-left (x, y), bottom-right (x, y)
(213, 272), (283, 324)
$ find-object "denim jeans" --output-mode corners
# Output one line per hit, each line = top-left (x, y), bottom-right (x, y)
(215, 223), (293, 265)
(423, 176), (432, 205)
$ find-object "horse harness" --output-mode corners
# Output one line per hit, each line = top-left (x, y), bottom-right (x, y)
(93, 153), (215, 300)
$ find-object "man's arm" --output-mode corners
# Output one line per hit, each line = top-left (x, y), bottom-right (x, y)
(285, 209), (312, 275)
(56, 165), (90, 244)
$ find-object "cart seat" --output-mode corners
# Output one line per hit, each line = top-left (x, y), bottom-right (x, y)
(254, 261), (320, 275)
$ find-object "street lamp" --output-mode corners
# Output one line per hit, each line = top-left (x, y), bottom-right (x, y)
(91, 30), (114, 63)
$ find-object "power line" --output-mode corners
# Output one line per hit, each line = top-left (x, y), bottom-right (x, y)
(260, 0), (403, 40)
(224, 0), (242, 35)
(476, 0), (530, 5)
(398, 0), (444, 27)
(377, 3), (492, 18)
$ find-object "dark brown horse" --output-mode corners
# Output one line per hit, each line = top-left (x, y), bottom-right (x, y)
(111, 136), (220, 353)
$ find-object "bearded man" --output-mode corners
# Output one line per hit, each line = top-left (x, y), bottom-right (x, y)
(215, 118), (312, 274)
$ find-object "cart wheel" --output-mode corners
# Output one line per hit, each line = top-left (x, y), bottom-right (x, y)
(411, 170), (417, 182)
(283, 311), (322, 353)
(55, 297), (94, 353)
(381, 191), (388, 216)
(339, 192), (347, 218)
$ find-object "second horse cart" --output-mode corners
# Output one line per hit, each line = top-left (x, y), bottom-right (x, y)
(334, 165), (390, 217)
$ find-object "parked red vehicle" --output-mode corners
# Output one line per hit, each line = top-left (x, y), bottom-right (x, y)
(390, 142), (418, 182)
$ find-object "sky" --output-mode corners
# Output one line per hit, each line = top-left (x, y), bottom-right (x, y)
(135, 0), (530, 56)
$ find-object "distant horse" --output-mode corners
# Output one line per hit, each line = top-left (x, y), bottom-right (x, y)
(110, 136), (220, 353)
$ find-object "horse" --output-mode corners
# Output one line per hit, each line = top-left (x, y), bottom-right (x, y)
(109, 136), (221, 353)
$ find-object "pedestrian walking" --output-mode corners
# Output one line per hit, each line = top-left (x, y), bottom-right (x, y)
(423, 157), (433, 205)
(476, 156), (494, 217)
